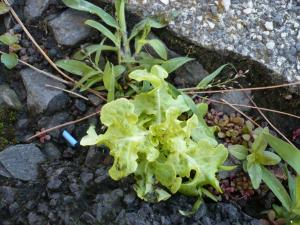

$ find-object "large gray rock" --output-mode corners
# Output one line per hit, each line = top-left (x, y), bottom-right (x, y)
(24, 0), (50, 19)
(48, 9), (92, 46)
(20, 68), (66, 114)
(210, 91), (252, 114)
(0, 85), (22, 110)
(173, 60), (209, 88)
(126, 0), (300, 91)
(0, 144), (45, 181)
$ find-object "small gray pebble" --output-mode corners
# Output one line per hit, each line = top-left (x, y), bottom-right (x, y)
(80, 172), (94, 184)
(296, 43), (300, 52)
(290, 47), (297, 56)
(273, 15), (283, 26)
(287, 54), (297, 63)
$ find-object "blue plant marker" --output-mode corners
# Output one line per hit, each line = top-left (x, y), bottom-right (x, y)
(62, 130), (78, 147)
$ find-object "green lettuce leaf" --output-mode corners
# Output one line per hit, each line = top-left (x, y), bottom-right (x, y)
(81, 65), (229, 209)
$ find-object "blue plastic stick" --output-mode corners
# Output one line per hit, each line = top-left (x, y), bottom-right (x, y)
(62, 130), (78, 147)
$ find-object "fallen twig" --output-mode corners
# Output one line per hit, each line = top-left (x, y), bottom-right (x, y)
(26, 109), (101, 142)
(247, 96), (294, 146)
(45, 84), (89, 101)
(182, 81), (300, 94)
(197, 96), (300, 120)
(0, 50), (71, 85)
(221, 98), (260, 127)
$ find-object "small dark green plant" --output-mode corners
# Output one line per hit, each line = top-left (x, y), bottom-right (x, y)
(0, 2), (21, 69)
(56, 0), (193, 100)
(263, 169), (300, 225)
(228, 127), (282, 189)
(230, 130), (300, 224)
(0, 32), (21, 69)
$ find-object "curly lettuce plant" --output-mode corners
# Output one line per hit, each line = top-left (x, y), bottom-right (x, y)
(81, 65), (229, 213)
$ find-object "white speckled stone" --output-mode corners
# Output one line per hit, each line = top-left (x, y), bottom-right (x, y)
(125, 0), (300, 87)
(265, 21), (274, 31)
(266, 40), (275, 50)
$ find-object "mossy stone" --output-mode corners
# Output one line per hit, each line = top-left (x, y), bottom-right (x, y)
(0, 108), (17, 150)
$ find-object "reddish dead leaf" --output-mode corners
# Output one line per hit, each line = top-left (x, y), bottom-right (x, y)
(293, 128), (300, 141)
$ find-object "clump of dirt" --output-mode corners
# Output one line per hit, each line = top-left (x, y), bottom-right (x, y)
(0, 108), (17, 150)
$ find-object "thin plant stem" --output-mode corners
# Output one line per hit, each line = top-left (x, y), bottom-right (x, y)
(0, 50), (71, 85)
(26, 109), (101, 142)
(45, 84), (89, 101)
(197, 96), (300, 120)
(247, 96), (295, 146)
(182, 81), (300, 94)
(221, 98), (260, 127)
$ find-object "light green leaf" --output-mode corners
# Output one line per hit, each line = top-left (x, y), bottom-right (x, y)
(85, 20), (120, 47)
(56, 59), (97, 76)
(75, 70), (102, 90)
(62, 0), (119, 28)
(0, 2), (9, 15)
(115, 0), (127, 35)
(94, 38), (106, 66)
(161, 57), (194, 74)
(85, 44), (118, 55)
(228, 145), (248, 160)
(295, 176), (300, 209)
(80, 125), (99, 146)
(257, 151), (281, 165)
(95, 98), (156, 180)
(287, 168), (296, 203)
(197, 103), (208, 118)
(1, 53), (18, 69)
(0, 33), (19, 45)
(179, 197), (203, 216)
(146, 39), (168, 60)
(149, 161), (181, 193)
(130, 67), (189, 123)
(219, 165), (237, 171)
(178, 141), (228, 195)
(202, 188), (219, 202)
(103, 62), (115, 102)
(265, 133), (300, 174)
(129, 18), (166, 41)
(272, 204), (288, 218)
(72, 49), (88, 60)
(262, 166), (292, 211)
(129, 65), (168, 88)
(247, 160), (262, 189)
(113, 65), (126, 77)
(137, 52), (165, 70)
(197, 64), (234, 89)
(252, 127), (269, 153)
(168, 83), (205, 121)
(80, 76), (102, 91)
